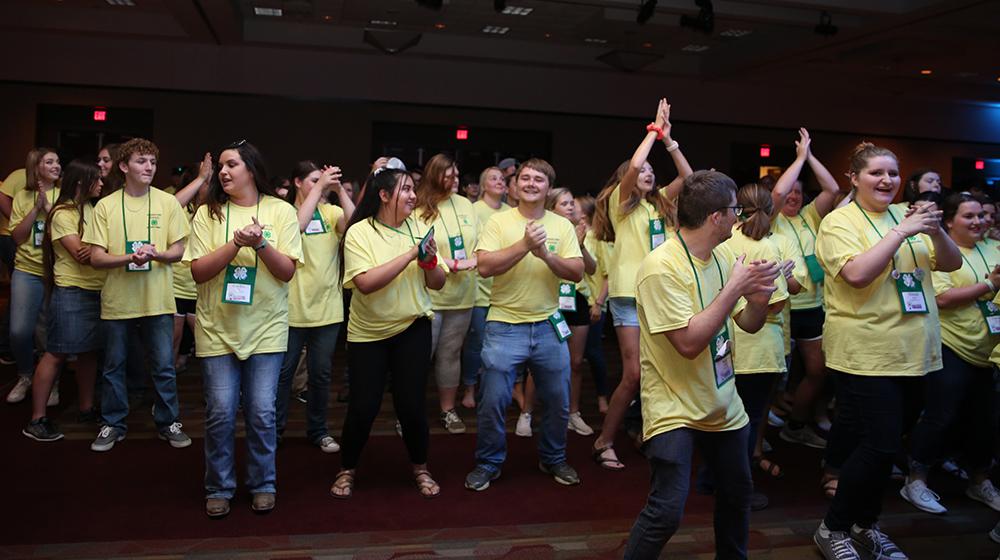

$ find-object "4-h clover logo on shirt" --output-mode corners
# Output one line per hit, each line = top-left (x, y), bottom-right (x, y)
(560, 284), (572, 295)
(130, 241), (144, 253)
(902, 274), (915, 288)
(233, 266), (248, 281)
(263, 230), (273, 239)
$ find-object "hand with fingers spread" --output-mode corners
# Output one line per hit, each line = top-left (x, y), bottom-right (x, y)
(659, 99), (673, 142)
(198, 152), (213, 182)
(779, 259), (796, 282)
(319, 165), (343, 193)
(895, 202), (942, 238)
(730, 255), (781, 301)
(794, 128), (811, 161)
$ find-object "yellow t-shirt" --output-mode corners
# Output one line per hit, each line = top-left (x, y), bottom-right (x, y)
(50, 202), (105, 291)
(636, 237), (749, 440)
(422, 193), (478, 310)
(773, 231), (806, 353)
(722, 229), (789, 374)
(816, 204), (941, 376)
(473, 200), (510, 307)
(288, 202), (345, 327)
(0, 168), (26, 236)
(608, 184), (672, 299)
(10, 186), (61, 276)
(582, 229), (608, 307)
(343, 217), (447, 343)
(83, 187), (190, 320)
(933, 241), (1000, 368)
(172, 206), (198, 300)
(772, 202), (824, 310)
(183, 197), (304, 359)
(478, 208), (583, 324)
(989, 291), (1000, 367)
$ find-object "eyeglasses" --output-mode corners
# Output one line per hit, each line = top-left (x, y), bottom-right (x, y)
(717, 205), (744, 217)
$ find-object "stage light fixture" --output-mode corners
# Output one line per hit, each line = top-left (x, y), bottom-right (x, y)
(637, 0), (657, 25)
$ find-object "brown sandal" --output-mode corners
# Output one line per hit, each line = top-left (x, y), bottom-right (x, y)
(414, 470), (440, 499)
(753, 456), (784, 479)
(330, 469), (355, 499)
(592, 444), (625, 471)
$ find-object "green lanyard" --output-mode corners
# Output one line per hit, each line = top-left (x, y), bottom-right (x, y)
(854, 201), (919, 272)
(376, 217), (416, 244)
(960, 242), (992, 280)
(780, 213), (816, 256)
(676, 231), (725, 310)
(121, 188), (151, 243)
(438, 198), (466, 246)
(225, 198), (260, 267)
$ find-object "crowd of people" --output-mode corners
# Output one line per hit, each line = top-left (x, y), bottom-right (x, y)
(1, 99), (998, 560)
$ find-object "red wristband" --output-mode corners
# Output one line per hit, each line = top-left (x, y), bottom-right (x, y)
(418, 255), (438, 270)
(646, 123), (664, 140)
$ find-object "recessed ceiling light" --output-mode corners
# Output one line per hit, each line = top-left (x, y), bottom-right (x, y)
(434, 22), (446, 29)
(681, 44), (710, 52)
(254, 7), (283, 17)
(105, 0), (136, 5)
(482, 25), (510, 34)
(501, 6), (533, 16)
(642, 41), (653, 48)
(369, 19), (398, 27)
(584, 37), (608, 44)
(544, 32), (552, 38)
(719, 29), (752, 38)
(920, 69), (933, 75)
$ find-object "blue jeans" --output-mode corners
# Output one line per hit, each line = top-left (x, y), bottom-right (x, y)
(583, 310), (609, 397)
(10, 269), (45, 377)
(475, 320), (570, 470)
(625, 426), (752, 560)
(203, 352), (283, 499)
(100, 314), (179, 433)
(275, 322), (341, 443)
(461, 306), (488, 387)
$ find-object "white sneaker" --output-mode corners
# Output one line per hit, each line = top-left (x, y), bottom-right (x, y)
(899, 478), (947, 514)
(989, 521), (1000, 544)
(767, 410), (785, 428)
(317, 436), (341, 453)
(567, 412), (594, 436)
(46, 385), (59, 407)
(966, 479), (1000, 512)
(6, 376), (31, 404)
(515, 412), (532, 437)
(941, 458), (969, 480)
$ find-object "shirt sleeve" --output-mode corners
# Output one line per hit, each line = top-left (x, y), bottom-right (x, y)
(182, 206), (211, 263)
(276, 202), (304, 268)
(343, 222), (377, 288)
(49, 207), (79, 242)
(82, 198), (109, 250)
(164, 195), (190, 247)
(8, 191), (30, 232)
(637, 259), (696, 334)
(556, 217), (583, 260)
(476, 213), (503, 253)
(816, 212), (865, 279)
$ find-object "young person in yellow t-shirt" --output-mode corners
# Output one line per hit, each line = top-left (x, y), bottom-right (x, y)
(889, 168), (943, 216)
(332, 167), (446, 500)
(464, 159), (584, 491)
(767, 129), (843, 450)
(461, 166), (509, 409)
(83, 138), (191, 453)
(547, 188), (598, 436)
(416, 154), (479, 434)
(590, 99), (693, 470)
(903, 191), (1000, 514)
(185, 141), (303, 518)
(274, 160), (354, 453)
(624, 170), (779, 559)
(21, 160), (105, 442)
(812, 143), (961, 560)
(6, 149), (61, 405)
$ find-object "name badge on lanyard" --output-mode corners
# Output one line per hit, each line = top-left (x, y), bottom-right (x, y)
(223, 264), (256, 305)
(548, 311), (572, 342)
(304, 209), (327, 235)
(449, 235), (467, 260)
(32, 220), (44, 248)
(649, 218), (666, 250)
(893, 269), (928, 314)
(126, 240), (151, 272)
(804, 254), (825, 284)
(977, 300), (1000, 334)
(711, 326), (735, 388)
(558, 282), (577, 312)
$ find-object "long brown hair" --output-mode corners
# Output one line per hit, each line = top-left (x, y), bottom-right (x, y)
(415, 153), (455, 222)
(736, 183), (773, 241)
(592, 160), (675, 242)
(25, 147), (59, 192)
(205, 141), (276, 222)
(43, 160), (100, 297)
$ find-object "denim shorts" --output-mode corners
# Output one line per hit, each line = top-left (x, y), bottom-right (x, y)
(609, 297), (639, 328)
(46, 286), (104, 354)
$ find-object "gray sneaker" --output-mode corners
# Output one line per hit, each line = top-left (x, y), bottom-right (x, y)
(23, 417), (64, 442)
(158, 422), (192, 448)
(91, 425), (125, 452)
(465, 465), (501, 491)
(814, 521), (861, 560)
(539, 461), (580, 486)
(850, 524), (908, 560)
(441, 409), (466, 434)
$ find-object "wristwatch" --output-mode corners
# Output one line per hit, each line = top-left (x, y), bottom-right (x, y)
(253, 238), (267, 251)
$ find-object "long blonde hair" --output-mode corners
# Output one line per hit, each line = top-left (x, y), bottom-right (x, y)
(592, 160), (675, 242)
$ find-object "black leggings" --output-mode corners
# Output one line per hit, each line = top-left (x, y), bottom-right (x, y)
(340, 318), (432, 469)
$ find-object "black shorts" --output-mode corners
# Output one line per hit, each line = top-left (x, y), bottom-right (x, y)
(175, 297), (196, 316)
(563, 293), (591, 327)
(790, 306), (824, 340)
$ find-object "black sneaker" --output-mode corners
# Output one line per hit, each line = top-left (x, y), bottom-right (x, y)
(465, 465), (501, 491)
(295, 391), (308, 404)
(539, 461), (581, 486)
(22, 417), (64, 442)
(850, 524), (908, 560)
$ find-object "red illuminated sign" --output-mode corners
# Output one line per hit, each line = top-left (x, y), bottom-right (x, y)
(456, 128), (468, 140)
(975, 160), (985, 170)
(93, 109), (107, 122)
(759, 144), (770, 158)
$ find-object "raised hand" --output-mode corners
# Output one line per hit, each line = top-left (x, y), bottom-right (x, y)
(321, 165), (343, 192)
(659, 99), (673, 141)
(795, 128), (811, 161)
(199, 152), (213, 181)
(371, 157), (389, 172)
